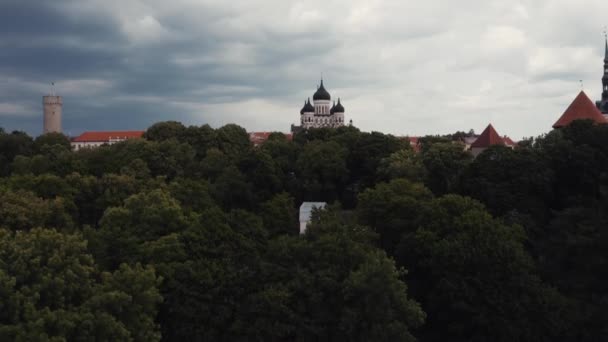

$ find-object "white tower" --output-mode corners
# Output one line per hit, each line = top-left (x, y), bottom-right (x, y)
(43, 85), (62, 134)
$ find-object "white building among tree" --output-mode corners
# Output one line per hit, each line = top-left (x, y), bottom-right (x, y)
(299, 202), (326, 234)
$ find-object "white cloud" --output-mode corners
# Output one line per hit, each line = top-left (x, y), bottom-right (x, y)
(0, 103), (32, 116)
(2, 0), (608, 138)
(122, 15), (171, 44)
(481, 26), (528, 53)
(528, 46), (597, 79)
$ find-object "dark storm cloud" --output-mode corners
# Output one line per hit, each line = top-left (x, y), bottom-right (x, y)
(0, 0), (606, 138)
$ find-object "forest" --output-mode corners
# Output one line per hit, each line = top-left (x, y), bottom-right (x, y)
(0, 119), (607, 341)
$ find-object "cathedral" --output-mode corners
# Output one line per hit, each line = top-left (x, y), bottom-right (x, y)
(595, 35), (608, 117)
(293, 80), (346, 132)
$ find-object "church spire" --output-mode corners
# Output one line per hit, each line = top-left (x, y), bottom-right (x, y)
(596, 31), (608, 114)
(604, 33), (608, 62)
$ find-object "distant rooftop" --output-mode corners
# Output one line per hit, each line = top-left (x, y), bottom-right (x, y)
(72, 131), (144, 143)
(553, 91), (607, 128)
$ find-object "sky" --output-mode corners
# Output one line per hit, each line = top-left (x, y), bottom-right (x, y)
(0, 0), (607, 139)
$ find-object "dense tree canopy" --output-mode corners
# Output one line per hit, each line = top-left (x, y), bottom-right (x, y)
(1, 120), (607, 340)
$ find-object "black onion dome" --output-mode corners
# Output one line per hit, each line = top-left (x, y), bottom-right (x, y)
(313, 80), (331, 101)
(330, 101), (336, 114)
(300, 100), (307, 114)
(303, 98), (315, 112)
(334, 98), (345, 113)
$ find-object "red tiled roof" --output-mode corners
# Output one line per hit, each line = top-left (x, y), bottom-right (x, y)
(503, 136), (516, 146)
(408, 137), (420, 152)
(72, 131), (144, 142)
(397, 136), (421, 152)
(248, 132), (293, 146)
(553, 91), (607, 128)
(470, 124), (505, 148)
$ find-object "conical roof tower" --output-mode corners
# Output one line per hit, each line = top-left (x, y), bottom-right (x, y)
(554, 91), (607, 128)
(471, 124), (505, 148)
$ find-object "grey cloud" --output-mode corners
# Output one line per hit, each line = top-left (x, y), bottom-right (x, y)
(0, 0), (607, 139)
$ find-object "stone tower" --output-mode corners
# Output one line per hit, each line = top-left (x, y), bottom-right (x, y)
(43, 95), (62, 134)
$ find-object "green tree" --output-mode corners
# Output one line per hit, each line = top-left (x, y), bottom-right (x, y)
(168, 178), (215, 214)
(357, 179), (433, 254)
(397, 195), (573, 342)
(0, 228), (162, 341)
(239, 148), (283, 201)
(144, 121), (186, 141)
(215, 124), (251, 157)
(0, 131), (34, 176)
(158, 207), (265, 340)
(296, 140), (349, 202)
(0, 190), (51, 231)
(458, 145), (554, 228)
(183, 124), (217, 158)
(421, 141), (471, 195)
(89, 189), (192, 269)
(377, 148), (426, 183)
(34, 132), (71, 152)
(262, 208), (425, 341)
(260, 192), (298, 236)
(347, 131), (406, 188)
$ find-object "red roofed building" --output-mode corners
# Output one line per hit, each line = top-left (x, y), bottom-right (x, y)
(396, 136), (421, 152)
(406, 136), (420, 152)
(71, 131), (145, 151)
(553, 91), (607, 129)
(248, 132), (293, 147)
(470, 124), (507, 157)
(503, 135), (517, 147)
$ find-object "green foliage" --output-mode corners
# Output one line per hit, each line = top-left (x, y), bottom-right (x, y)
(260, 192), (298, 236)
(144, 121), (186, 141)
(34, 132), (71, 152)
(421, 141), (472, 195)
(0, 228), (161, 341)
(357, 179), (433, 253)
(262, 209), (425, 341)
(377, 148), (426, 182)
(89, 189), (191, 269)
(296, 140), (349, 202)
(2, 121), (608, 340)
(0, 190), (68, 231)
(0, 130), (34, 176)
(459, 145), (554, 225)
(398, 195), (572, 341)
(215, 123), (251, 157)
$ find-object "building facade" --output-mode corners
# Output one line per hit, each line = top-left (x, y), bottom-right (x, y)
(294, 80), (346, 131)
(71, 131), (144, 151)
